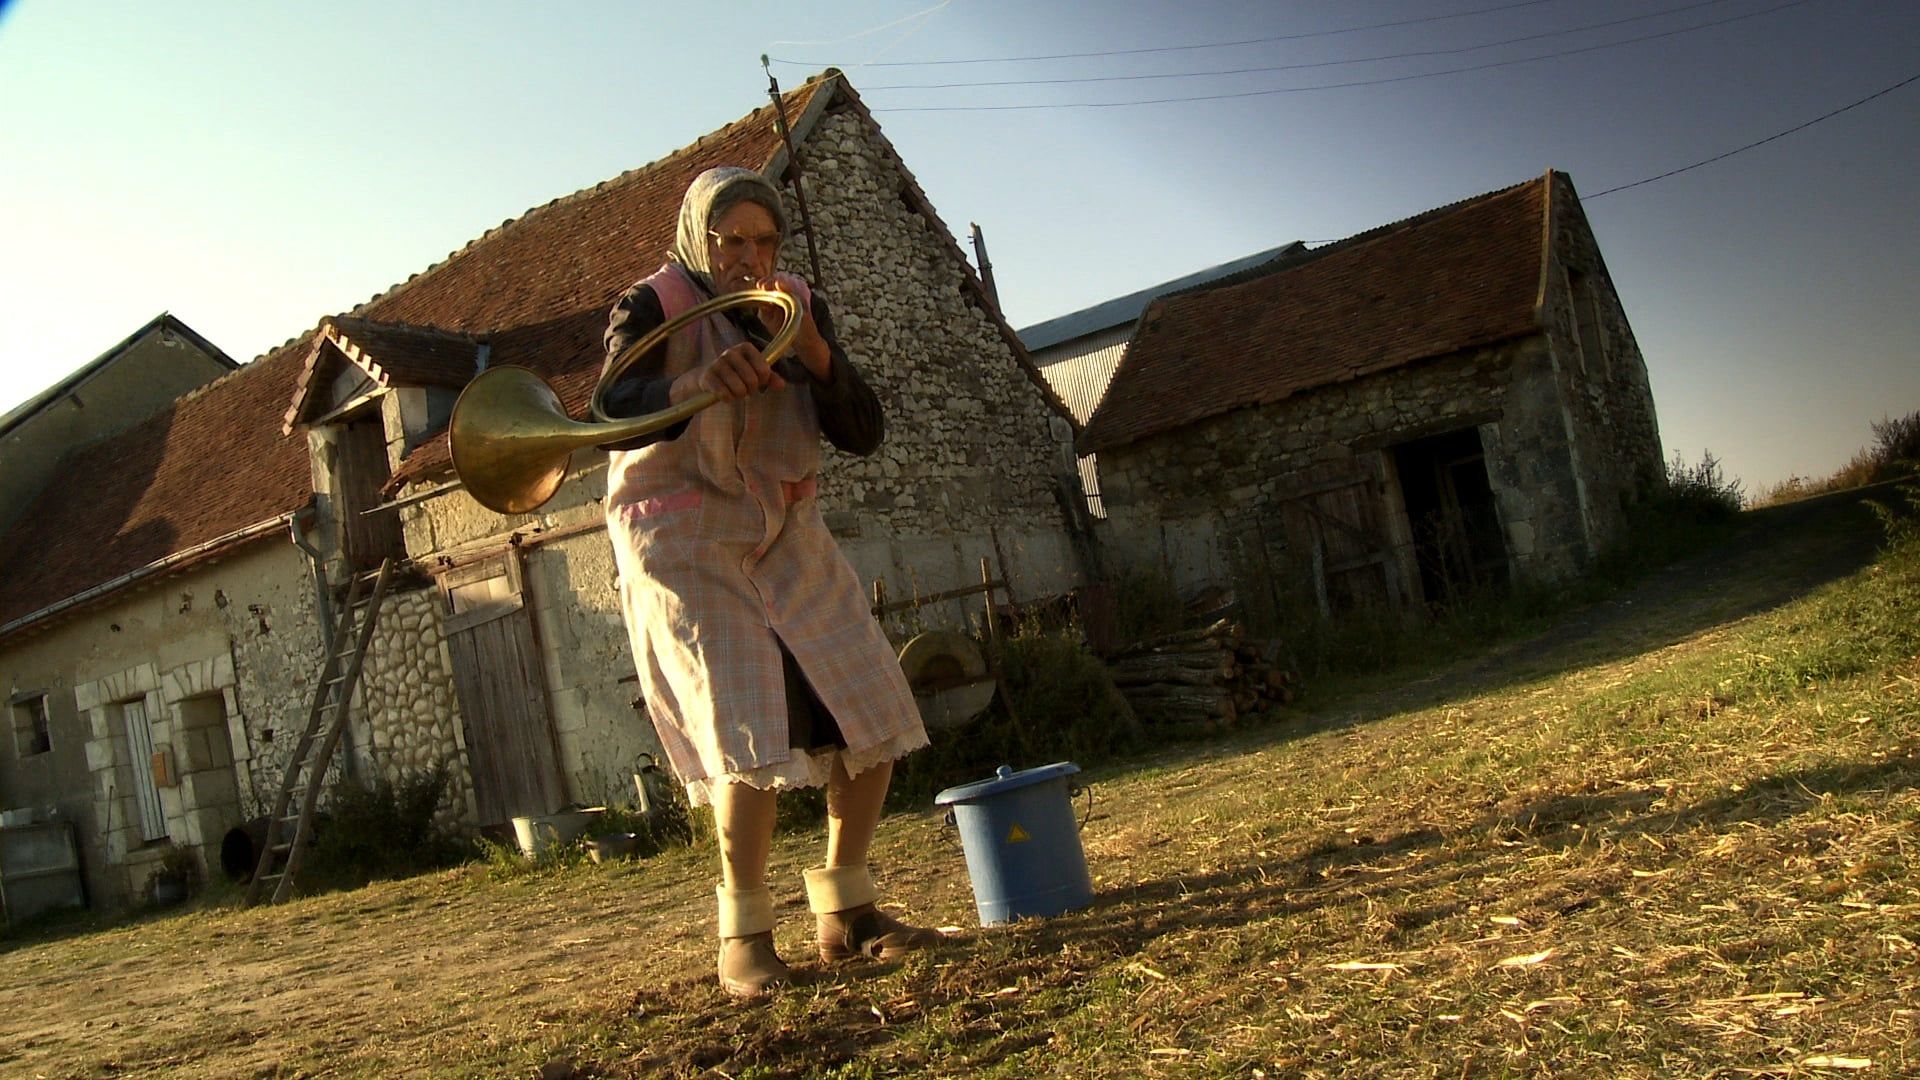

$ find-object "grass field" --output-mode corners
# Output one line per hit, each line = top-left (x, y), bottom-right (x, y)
(3, 486), (1914, 1078)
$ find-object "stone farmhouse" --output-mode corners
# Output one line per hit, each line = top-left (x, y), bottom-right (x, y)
(1021, 242), (1308, 518)
(1080, 171), (1665, 623)
(0, 71), (1080, 911)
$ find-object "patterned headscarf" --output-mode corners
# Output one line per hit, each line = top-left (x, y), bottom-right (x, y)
(669, 166), (790, 294)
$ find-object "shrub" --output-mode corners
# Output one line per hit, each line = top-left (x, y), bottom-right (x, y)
(1870, 411), (1920, 474)
(1663, 448), (1745, 519)
(306, 766), (462, 887)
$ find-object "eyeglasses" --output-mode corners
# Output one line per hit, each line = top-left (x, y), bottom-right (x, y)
(708, 229), (782, 257)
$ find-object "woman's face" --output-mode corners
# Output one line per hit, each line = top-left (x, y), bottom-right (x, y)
(706, 200), (781, 294)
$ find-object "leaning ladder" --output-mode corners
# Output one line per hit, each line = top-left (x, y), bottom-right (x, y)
(246, 558), (394, 905)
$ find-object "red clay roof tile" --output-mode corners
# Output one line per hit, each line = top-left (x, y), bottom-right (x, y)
(0, 345), (314, 631)
(1079, 175), (1550, 455)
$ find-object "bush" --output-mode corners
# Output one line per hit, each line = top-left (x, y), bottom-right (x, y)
(1870, 411), (1920, 476)
(306, 766), (462, 887)
(1663, 448), (1745, 519)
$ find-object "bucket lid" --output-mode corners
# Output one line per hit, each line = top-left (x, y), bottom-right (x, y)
(933, 761), (1080, 806)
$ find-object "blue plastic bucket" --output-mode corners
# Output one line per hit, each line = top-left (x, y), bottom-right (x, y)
(934, 762), (1093, 926)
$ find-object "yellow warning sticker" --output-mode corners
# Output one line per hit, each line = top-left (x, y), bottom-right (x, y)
(1006, 823), (1031, 843)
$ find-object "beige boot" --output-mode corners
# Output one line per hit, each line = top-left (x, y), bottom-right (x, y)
(716, 884), (790, 1000)
(805, 865), (946, 963)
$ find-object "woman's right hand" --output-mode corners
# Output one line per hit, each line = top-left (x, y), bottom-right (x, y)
(673, 342), (786, 403)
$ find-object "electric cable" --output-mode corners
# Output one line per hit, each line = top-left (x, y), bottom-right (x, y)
(771, 0), (1564, 68)
(863, 0), (1741, 91)
(1588, 71), (1920, 198)
(864, 0), (1813, 112)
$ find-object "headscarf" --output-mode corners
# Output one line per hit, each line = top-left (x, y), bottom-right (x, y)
(669, 166), (790, 295)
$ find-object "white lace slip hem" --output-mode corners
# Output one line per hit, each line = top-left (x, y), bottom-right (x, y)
(682, 728), (932, 808)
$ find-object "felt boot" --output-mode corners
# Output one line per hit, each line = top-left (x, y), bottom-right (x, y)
(804, 865), (945, 963)
(716, 884), (789, 1000)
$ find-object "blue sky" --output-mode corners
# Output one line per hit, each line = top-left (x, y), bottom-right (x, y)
(1, 0), (1914, 495)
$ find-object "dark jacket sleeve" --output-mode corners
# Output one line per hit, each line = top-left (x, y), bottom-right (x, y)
(599, 284), (686, 450)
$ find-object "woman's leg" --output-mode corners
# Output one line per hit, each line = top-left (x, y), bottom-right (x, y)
(712, 781), (785, 999)
(807, 756), (944, 961)
(714, 780), (779, 887)
(824, 756), (891, 867)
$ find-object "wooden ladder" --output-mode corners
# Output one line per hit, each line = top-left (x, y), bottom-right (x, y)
(246, 558), (394, 905)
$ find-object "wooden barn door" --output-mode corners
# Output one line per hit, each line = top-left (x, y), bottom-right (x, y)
(1275, 464), (1405, 616)
(439, 553), (566, 827)
(338, 414), (406, 574)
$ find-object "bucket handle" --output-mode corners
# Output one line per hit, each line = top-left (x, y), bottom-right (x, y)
(937, 781), (1095, 833)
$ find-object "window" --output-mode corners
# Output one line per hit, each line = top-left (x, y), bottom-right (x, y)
(9, 693), (52, 757)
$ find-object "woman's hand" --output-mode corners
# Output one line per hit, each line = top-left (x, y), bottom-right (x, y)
(673, 342), (785, 404)
(756, 278), (833, 382)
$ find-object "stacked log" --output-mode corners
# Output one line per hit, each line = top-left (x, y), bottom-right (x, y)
(1104, 619), (1296, 733)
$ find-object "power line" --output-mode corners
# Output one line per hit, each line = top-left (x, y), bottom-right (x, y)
(866, 0), (1813, 112)
(864, 0), (1737, 92)
(1588, 71), (1920, 198)
(766, 0), (951, 49)
(772, 0), (1562, 68)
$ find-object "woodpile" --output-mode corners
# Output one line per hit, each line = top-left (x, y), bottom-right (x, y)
(1103, 619), (1296, 733)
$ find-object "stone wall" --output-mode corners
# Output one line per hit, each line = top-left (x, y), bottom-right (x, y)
(1538, 174), (1667, 545)
(789, 105), (1083, 611)
(521, 531), (659, 808)
(0, 540), (328, 909)
(350, 585), (475, 827)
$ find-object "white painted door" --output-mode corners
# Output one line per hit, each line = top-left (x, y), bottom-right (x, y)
(122, 699), (168, 842)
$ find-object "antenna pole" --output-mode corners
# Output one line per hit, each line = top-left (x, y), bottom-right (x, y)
(763, 56), (824, 288)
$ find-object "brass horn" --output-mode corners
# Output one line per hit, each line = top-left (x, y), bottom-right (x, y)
(449, 288), (801, 514)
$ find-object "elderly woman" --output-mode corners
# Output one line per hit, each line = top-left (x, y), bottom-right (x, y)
(600, 166), (942, 999)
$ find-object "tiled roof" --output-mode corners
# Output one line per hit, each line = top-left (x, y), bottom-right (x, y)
(378, 76), (832, 492)
(0, 345), (314, 633)
(282, 318), (482, 434)
(1079, 174), (1553, 455)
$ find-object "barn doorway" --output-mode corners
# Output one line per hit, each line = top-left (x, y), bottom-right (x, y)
(1392, 428), (1508, 606)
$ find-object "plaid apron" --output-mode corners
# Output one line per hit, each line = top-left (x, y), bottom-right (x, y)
(606, 264), (925, 795)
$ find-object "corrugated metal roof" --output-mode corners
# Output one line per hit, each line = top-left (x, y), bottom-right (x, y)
(1033, 324), (1130, 425)
(1016, 242), (1308, 351)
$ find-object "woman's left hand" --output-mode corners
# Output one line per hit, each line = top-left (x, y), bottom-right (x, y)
(756, 278), (833, 382)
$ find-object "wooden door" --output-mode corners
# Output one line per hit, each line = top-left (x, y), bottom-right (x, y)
(1275, 464), (1404, 616)
(339, 414), (405, 574)
(122, 699), (168, 842)
(440, 554), (566, 827)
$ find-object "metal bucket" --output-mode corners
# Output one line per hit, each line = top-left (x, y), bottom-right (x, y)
(934, 762), (1092, 926)
(511, 808), (603, 859)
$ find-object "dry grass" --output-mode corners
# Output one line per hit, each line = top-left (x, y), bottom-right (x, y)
(3, 491), (1915, 1078)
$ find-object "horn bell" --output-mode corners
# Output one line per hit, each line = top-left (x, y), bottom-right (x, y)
(448, 366), (587, 515)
